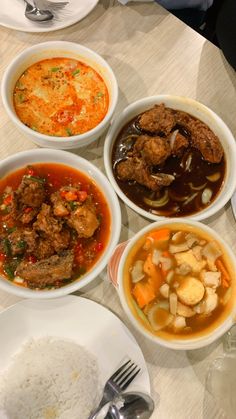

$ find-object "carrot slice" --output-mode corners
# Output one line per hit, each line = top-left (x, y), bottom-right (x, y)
(147, 228), (170, 242)
(216, 259), (231, 288)
(132, 281), (156, 309)
(143, 253), (164, 293)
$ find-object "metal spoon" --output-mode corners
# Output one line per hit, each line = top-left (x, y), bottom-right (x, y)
(104, 392), (155, 419)
(24, 0), (53, 21)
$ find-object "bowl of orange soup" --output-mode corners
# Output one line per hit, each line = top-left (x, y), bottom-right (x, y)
(1, 41), (118, 149)
(116, 219), (236, 350)
(0, 148), (121, 299)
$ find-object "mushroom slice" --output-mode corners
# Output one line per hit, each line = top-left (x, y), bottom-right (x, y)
(185, 233), (199, 248)
(152, 249), (162, 265)
(194, 288), (218, 314)
(130, 260), (145, 283)
(169, 292), (178, 316)
(147, 303), (173, 331)
(176, 276), (205, 306)
(159, 283), (170, 299)
(200, 271), (221, 288)
(177, 302), (195, 318)
(202, 241), (222, 271)
(169, 242), (189, 253)
(172, 316), (186, 330)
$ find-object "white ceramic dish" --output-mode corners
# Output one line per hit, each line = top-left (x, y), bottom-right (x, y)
(231, 191), (236, 220)
(0, 0), (99, 33)
(116, 219), (236, 350)
(0, 296), (150, 396)
(1, 41), (118, 149)
(104, 95), (236, 221)
(0, 148), (121, 299)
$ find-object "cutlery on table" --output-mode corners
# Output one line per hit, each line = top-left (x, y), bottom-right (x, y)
(88, 360), (141, 419)
(24, 0), (54, 21)
(105, 391), (155, 419)
(33, 0), (69, 11)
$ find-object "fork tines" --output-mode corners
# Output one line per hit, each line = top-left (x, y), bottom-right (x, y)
(112, 360), (141, 391)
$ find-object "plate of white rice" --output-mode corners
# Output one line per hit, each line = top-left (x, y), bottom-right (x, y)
(0, 296), (150, 419)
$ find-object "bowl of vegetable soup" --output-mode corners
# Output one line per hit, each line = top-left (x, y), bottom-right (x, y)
(0, 148), (121, 298)
(115, 219), (236, 350)
(1, 41), (118, 149)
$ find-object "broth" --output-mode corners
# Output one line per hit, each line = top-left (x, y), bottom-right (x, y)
(123, 224), (235, 339)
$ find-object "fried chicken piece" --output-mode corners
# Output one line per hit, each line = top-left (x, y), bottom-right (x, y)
(170, 132), (189, 157)
(134, 135), (171, 166)
(176, 111), (223, 163)
(139, 104), (176, 135)
(116, 157), (174, 191)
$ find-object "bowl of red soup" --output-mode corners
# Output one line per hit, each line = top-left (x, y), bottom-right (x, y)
(1, 41), (118, 149)
(0, 149), (121, 298)
(104, 96), (236, 221)
(116, 219), (236, 350)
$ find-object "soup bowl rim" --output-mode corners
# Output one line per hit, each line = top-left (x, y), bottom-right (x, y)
(0, 148), (121, 298)
(104, 94), (236, 221)
(117, 218), (236, 350)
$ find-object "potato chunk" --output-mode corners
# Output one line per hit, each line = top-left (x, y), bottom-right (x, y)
(176, 276), (205, 306)
(175, 250), (206, 273)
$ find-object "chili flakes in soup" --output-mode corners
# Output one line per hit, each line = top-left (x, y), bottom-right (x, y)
(13, 58), (109, 137)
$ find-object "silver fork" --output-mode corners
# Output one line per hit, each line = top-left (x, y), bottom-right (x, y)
(33, 0), (69, 10)
(88, 360), (141, 419)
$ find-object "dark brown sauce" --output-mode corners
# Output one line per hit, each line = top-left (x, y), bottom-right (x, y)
(112, 113), (226, 217)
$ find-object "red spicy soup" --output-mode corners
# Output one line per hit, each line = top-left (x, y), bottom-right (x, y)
(0, 163), (110, 289)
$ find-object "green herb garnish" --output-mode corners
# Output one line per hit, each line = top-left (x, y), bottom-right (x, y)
(97, 92), (104, 98)
(6, 226), (17, 234)
(3, 238), (11, 256)
(25, 175), (45, 184)
(66, 128), (73, 136)
(18, 93), (25, 103)
(4, 264), (14, 280)
(78, 266), (86, 276)
(69, 201), (78, 211)
(51, 67), (60, 72)
(72, 69), (80, 76)
(17, 240), (26, 249)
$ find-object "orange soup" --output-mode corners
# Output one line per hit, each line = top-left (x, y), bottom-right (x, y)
(124, 224), (235, 339)
(13, 58), (109, 137)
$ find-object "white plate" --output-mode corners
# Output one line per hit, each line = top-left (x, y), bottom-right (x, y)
(0, 296), (150, 395)
(231, 191), (236, 220)
(0, 0), (99, 33)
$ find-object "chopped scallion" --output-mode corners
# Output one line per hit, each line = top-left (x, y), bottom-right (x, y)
(72, 69), (80, 76)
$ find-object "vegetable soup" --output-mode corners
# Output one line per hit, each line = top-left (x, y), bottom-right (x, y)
(123, 224), (235, 339)
(13, 58), (109, 137)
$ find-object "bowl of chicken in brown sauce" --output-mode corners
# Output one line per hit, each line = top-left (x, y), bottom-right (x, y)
(104, 96), (236, 220)
(0, 149), (121, 298)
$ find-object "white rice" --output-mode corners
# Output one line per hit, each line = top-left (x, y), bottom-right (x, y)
(0, 337), (101, 419)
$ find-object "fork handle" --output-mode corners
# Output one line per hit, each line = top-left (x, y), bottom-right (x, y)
(88, 398), (111, 419)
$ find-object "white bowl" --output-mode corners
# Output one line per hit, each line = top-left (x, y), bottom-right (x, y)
(1, 41), (118, 150)
(117, 219), (236, 350)
(104, 95), (236, 221)
(0, 149), (121, 299)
